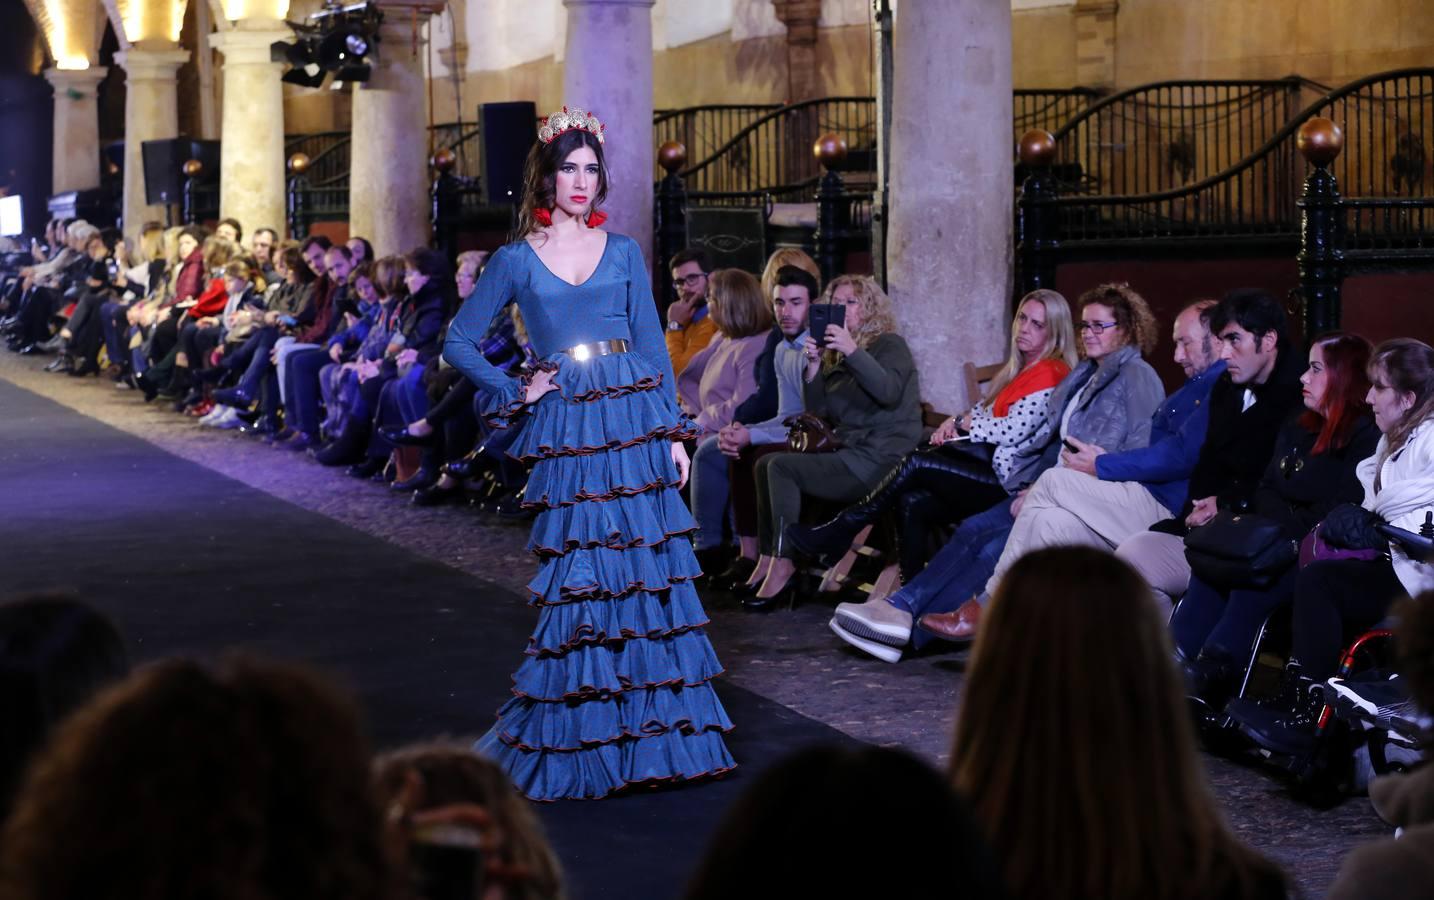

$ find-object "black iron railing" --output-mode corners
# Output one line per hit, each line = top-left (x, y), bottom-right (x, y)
(653, 104), (784, 179)
(1014, 87), (1101, 145)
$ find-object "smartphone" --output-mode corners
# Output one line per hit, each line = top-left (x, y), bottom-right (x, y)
(1062, 438), (1079, 453)
(409, 823), (483, 900)
(808, 303), (846, 347)
(279, 314), (298, 327)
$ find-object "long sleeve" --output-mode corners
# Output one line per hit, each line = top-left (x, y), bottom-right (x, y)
(677, 339), (717, 416)
(733, 329), (780, 425)
(692, 337), (763, 434)
(747, 343), (805, 446)
(1098, 393), (1210, 484)
(842, 336), (912, 408)
(444, 245), (525, 417)
(622, 237), (681, 405)
(665, 314), (718, 379)
(968, 390), (1051, 448)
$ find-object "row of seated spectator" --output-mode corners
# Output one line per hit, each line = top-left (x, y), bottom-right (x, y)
(37, 547), (1434, 898)
(0, 219), (540, 516)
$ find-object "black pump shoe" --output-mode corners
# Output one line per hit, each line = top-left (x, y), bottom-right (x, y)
(346, 457), (387, 479)
(412, 480), (462, 507)
(709, 556), (758, 592)
(379, 424), (436, 447)
(392, 468), (439, 492)
(742, 581), (800, 614)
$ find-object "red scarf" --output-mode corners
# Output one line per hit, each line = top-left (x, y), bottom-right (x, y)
(991, 357), (1070, 417)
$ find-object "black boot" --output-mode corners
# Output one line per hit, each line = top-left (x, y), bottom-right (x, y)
(312, 422), (368, 466)
(1225, 661), (1326, 756)
(784, 455), (922, 565)
(1182, 648), (1243, 710)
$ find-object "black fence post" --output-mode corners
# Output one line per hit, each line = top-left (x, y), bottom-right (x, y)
(654, 140), (688, 308)
(1015, 129), (1059, 296)
(1296, 117), (1346, 339)
(181, 159), (203, 225)
(814, 134), (848, 286)
(286, 153), (311, 241)
(430, 148), (460, 262)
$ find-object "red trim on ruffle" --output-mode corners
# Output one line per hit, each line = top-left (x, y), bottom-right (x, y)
(526, 574), (699, 607)
(482, 361), (560, 428)
(522, 476), (680, 510)
(529, 525), (697, 559)
(497, 719), (733, 754)
(519, 763), (738, 804)
(508, 668), (726, 704)
(525, 620), (712, 657)
(513, 423), (695, 463)
(566, 373), (663, 403)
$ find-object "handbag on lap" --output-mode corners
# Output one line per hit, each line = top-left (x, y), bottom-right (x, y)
(1184, 511), (1299, 589)
(785, 412), (844, 454)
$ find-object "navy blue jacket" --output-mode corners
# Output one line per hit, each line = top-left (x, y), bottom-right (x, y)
(733, 327), (782, 426)
(1095, 360), (1226, 514)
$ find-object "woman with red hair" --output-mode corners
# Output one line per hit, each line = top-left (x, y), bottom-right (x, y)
(1174, 332), (1378, 711)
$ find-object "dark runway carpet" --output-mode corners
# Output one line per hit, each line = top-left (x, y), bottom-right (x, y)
(0, 379), (857, 899)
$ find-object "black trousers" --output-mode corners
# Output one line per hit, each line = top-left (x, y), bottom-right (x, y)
(1292, 556), (1404, 680)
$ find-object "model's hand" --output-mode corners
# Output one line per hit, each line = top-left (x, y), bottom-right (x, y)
(824, 324), (858, 357)
(672, 441), (691, 489)
(1186, 496), (1219, 529)
(523, 368), (559, 404)
(1061, 436), (1106, 476)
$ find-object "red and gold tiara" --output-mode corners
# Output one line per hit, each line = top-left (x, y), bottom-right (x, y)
(538, 106), (605, 145)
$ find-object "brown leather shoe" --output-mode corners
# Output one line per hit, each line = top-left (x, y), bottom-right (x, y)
(918, 598), (982, 643)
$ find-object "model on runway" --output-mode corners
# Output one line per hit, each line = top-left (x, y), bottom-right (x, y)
(442, 107), (736, 800)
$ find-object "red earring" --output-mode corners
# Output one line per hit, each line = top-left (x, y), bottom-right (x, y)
(533, 207), (553, 227)
(585, 210), (608, 228)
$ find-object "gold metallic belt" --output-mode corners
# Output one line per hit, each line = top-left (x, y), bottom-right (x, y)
(564, 338), (630, 361)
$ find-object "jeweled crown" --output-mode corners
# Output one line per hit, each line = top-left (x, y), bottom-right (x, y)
(538, 106), (605, 145)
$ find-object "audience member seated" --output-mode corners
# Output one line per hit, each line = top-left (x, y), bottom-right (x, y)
(704, 263), (817, 590)
(1326, 590), (1434, 900)
(746, 275), (923, 611)
(100, 223), (166, 383)
(250, 227), (279, 284)
(684, 745), (1003, 900)
(789, 288), (1077, 580)
(664, 246), (717, 376)
(0, 656), (392, 900)
(1175, 333), (1377, 712)
(0, 595), (128, 820)
(1115, 288), (1306, 607)
(267, 242), (352, 423)
(677, 268), (772, 567)
(951, 546), (1288, 899)
(1229, 338), (1434, 755)
(374, 742), (565, 900)
(838, 284), (1164, 659)
(179, 259), (265, 418)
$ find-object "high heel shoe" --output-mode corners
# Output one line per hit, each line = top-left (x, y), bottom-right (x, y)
(742, 580), (800, 614)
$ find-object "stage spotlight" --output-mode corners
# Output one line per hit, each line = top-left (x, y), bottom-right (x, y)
(272, 37), (326, 88)
(269, 1), (382, 90)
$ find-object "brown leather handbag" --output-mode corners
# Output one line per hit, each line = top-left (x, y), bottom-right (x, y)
(785, 412), (844, 453)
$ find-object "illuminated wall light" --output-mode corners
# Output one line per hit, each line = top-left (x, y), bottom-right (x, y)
(222, 0), (289, 21)
(24, 0), (95, 69)
(113, 0), (191, 43)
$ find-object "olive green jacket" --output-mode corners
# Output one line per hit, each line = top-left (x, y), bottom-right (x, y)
(803, 332), (923, 486)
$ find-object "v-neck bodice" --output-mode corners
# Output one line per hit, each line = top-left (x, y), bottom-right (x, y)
(443, 233), (678, 409)
(523, 233), (611, 288)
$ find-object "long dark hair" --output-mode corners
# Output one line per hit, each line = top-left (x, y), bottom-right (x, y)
(951, 547), (1286, 900)
(281, 246), (316, 285)
(1300, 332), (1373, 454)
(513, 128), (609, 243)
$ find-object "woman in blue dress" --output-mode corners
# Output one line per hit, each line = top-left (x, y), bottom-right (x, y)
(443, 108), (736, 800)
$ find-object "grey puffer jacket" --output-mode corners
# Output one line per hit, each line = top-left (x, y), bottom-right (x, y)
(1003, 343), (1165, 492)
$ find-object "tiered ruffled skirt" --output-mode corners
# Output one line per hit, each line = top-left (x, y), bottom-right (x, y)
(474, 351), (736, 800)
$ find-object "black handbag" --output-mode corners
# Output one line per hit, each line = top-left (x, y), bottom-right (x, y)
(1184, 511), (1299, 589)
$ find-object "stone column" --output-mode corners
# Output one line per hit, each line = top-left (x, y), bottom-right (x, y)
(562, 0), (655, 271)
(886, 0), (1013, 412)
(115, 46), (190, 229)
(349, 6), (432, 256)
(210, 24), (290, 237)
(772, 0), (821, 101)
(44, 67), (107, 193)
(1073, 0), (1119, 88)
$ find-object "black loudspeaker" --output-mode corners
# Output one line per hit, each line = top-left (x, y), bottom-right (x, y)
(479, 101), (537, 206)
(141, 138), (221, 206)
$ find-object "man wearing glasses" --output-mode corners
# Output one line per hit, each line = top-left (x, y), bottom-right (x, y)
(665, 247), (718, 375)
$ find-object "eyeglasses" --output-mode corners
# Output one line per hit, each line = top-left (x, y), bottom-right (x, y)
(675, 273), (707, 288)
(1077, 320), (1119, 334)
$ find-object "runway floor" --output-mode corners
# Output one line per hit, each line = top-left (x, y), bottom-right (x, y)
(0, 359), (1391, 897)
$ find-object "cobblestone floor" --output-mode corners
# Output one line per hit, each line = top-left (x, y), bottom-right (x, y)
(0, 351), (1388, 895)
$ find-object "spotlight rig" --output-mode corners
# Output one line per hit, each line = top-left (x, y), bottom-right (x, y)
(271, 0), (383, 89)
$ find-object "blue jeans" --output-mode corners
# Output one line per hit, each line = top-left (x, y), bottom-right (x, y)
(690, 434), (731, 551)
(888, 497), (1014, 650)
(1170, 568), (1298, 661)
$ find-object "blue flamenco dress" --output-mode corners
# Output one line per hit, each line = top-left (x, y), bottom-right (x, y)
(442, 233), (736, 800)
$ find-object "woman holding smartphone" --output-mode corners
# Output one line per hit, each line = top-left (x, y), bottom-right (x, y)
(743, 276), (923, 610)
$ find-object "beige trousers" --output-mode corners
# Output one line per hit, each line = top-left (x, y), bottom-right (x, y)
(1115, 530), (1190, 609)
(984, 467), (1173, 596)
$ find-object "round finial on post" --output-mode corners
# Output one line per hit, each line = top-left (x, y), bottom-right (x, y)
(1297, 117), (1344, 166)
(287, 153), (311, 175)
(657, 140), (687, 174)
(1018, 129), (1057, 168)
(105, 160), (120, 176)
(814, 133), (848, 170)
(182, 159), (203, 177)
(430, 148), (456, 173)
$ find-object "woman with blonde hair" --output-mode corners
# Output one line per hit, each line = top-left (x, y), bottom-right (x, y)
(745, 275), (923, 609)
(759, 247), (821, 302)
(952, 546), (1287, 900)
(789, 289), (1077, 589)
